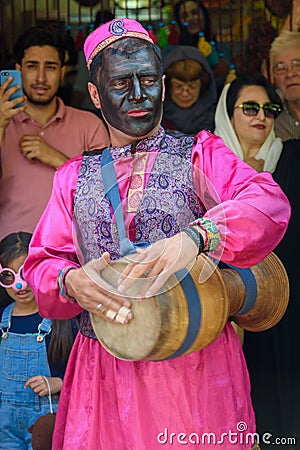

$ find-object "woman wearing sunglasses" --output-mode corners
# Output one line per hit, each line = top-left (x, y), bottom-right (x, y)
(0, 231), (78, 449)
(214, 75), (282, 347)
(214, 73), (283, 173)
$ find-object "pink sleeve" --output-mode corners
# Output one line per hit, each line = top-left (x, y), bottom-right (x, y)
(24, 157), (84, 319)
(192, 131), (291, 267)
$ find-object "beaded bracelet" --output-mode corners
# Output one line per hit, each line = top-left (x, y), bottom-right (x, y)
(181, 226), (205, 256)
(57, 266), (77, 303)
(189, 217), (220, 253)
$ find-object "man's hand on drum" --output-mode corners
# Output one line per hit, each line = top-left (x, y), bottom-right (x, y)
(65, 252), (133, 324)
(117, 231), (199, 298)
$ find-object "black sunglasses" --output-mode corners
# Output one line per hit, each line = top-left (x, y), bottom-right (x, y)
(234, 101), (282, 119)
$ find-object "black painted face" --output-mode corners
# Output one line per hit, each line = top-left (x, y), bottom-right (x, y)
(98, 41), (163, 138)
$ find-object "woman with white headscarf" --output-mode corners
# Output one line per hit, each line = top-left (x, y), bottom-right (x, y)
(214, 73), (283, 173)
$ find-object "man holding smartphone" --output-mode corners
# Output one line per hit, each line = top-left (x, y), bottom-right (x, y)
(0, 26), (109, 239)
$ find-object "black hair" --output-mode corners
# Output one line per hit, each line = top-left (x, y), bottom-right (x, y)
(0, 231), (31, 267)
(173, 0), (211, 42)
(0, 231), (78, 364)
(47, 319), (78, 365)
(226, 73), (283, 119)
(13, 26), (65, 66)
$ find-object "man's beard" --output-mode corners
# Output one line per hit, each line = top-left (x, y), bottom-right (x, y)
(23, 87), (56, 106)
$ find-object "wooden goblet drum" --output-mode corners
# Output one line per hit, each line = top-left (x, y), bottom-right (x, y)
(90, 252), (289, 361)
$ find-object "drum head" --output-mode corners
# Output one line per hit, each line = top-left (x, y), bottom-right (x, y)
(91, 296), (162, 361)
(90, 255), (228, 361)
(90, 258), (191, 361)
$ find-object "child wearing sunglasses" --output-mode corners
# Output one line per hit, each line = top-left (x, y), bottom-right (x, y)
(0, 232), (78, 449)
(214, 73), (283, 173)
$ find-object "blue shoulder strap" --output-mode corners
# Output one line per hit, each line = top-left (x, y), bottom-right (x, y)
(0, 303), (14, 329)
(38, 317), (52, 334)
(0, 304), (51, 337)
(101, 148), (148, 256)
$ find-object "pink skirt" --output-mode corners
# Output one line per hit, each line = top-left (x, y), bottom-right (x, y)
(53, 323), (256, 450)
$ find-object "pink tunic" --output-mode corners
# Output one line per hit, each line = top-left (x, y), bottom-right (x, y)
(24, 130), (291, 449)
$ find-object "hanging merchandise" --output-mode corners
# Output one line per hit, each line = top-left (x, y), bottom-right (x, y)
(167, 20), (180, 45)
(147, 25), (158, 45)
(157, 0), (168, 50)
(197, 31), (212, 57)
(166, 0), (179, 46)
(206, 40), (219, 67)
(75, 26), (85, 51)
(214, 51), (229, 77)
(88, 23), (94, 35)
(225, 63), (237, 84)
(157, 21), (168, 48)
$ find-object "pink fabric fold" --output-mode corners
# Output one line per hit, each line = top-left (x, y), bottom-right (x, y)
(53, 324), (256, 450)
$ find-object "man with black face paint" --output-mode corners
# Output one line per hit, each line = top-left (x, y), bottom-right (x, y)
(24, 18), (291, 450)
(88, 36), (164, 141)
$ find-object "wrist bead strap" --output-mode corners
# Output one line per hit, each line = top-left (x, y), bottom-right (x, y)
(181, 226), (205, 256)
(189, 217), (221, 253)
(57, 266), (77, 303)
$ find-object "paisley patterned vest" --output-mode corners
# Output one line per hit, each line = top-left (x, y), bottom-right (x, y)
(74, 130), (205, 339)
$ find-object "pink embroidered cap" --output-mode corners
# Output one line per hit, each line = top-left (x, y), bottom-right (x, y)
(84, 18), (154, 70)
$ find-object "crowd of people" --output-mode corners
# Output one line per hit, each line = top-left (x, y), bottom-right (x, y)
(0, 8), (299, 450)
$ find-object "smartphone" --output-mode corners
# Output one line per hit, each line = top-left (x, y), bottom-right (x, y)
(0, 69), (24, 106)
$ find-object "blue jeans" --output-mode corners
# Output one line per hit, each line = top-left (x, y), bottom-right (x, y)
(0, 304), (58, 449)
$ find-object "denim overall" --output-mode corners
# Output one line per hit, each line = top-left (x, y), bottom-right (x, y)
(0, 304), (58, 449)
